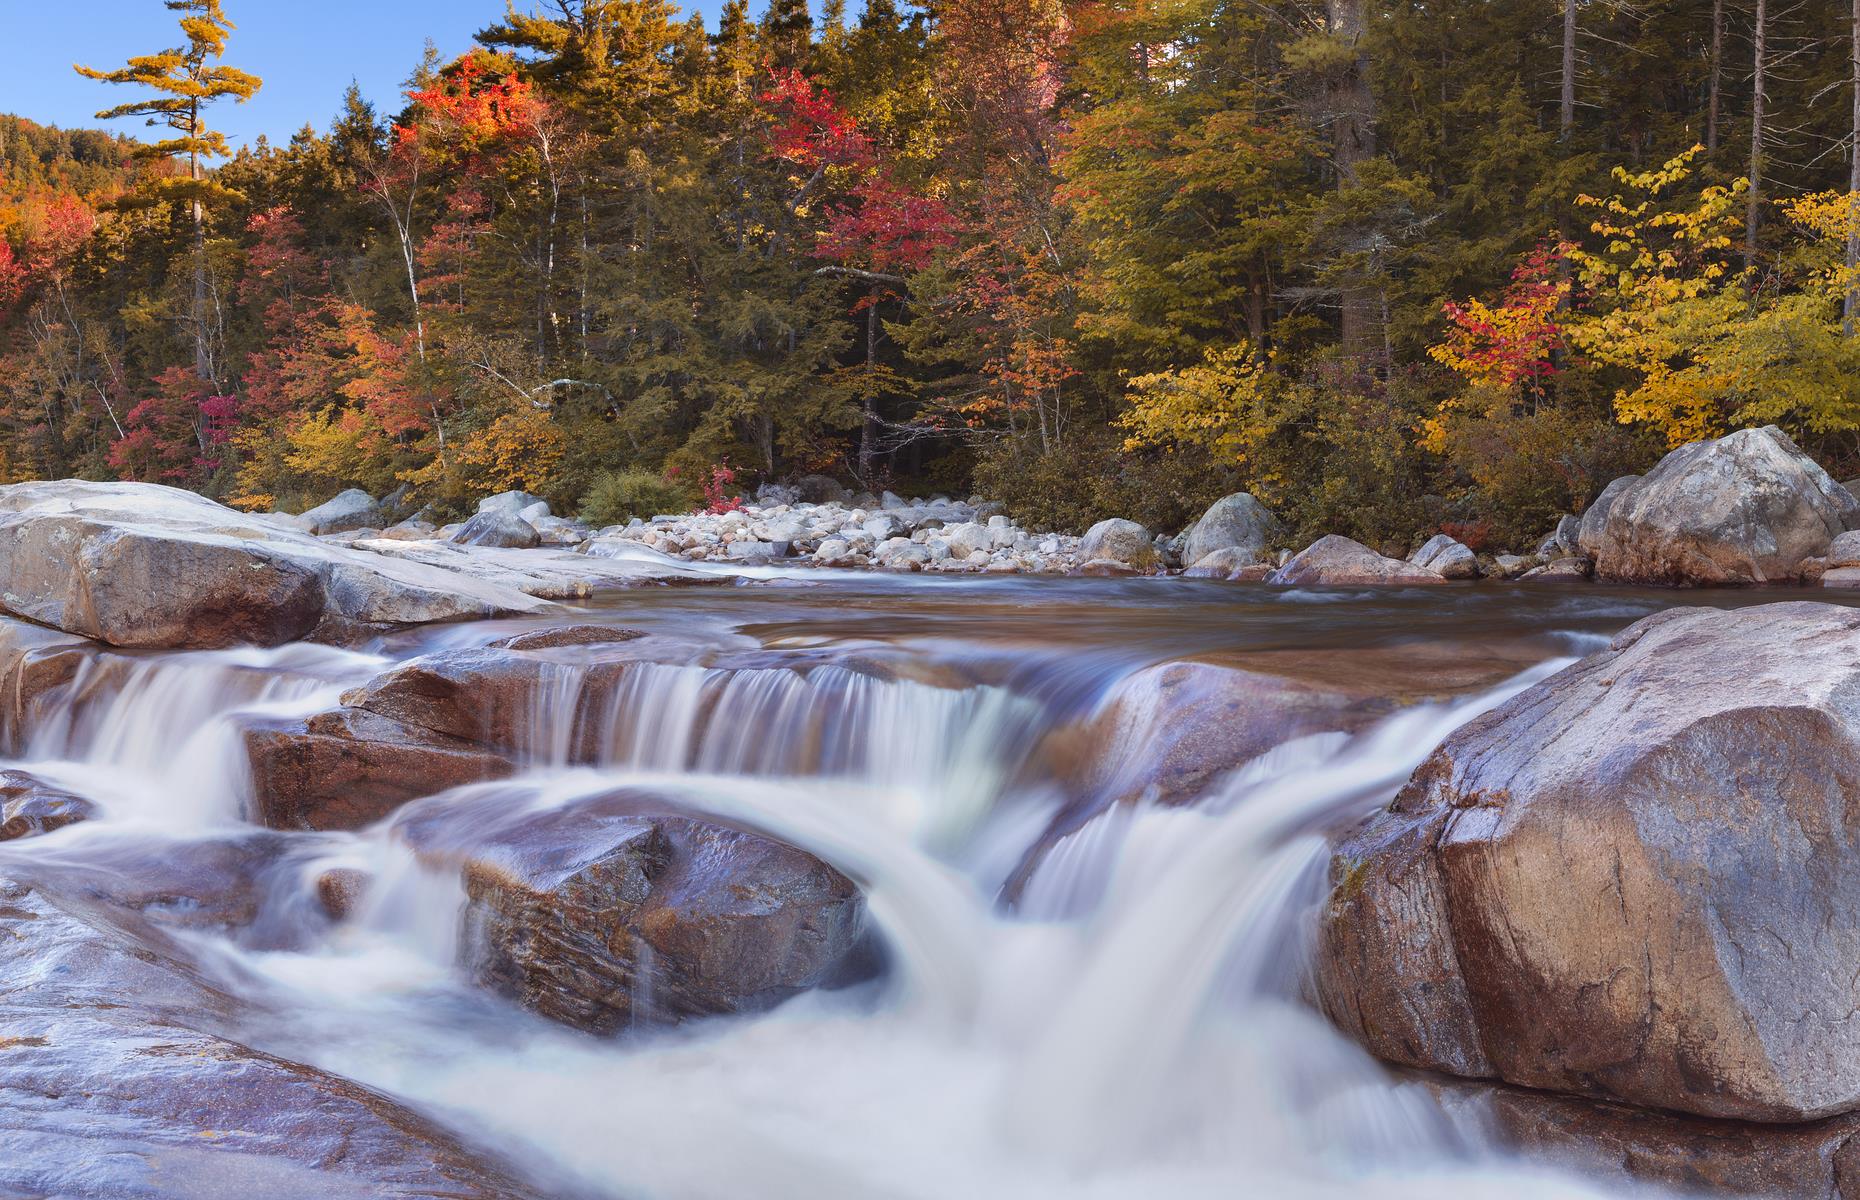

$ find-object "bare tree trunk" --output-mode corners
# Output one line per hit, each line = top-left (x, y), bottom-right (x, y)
(1746, 0), (1768, 271)
(1708, 0), (1725, 153)
(1561, 0), (1578, 141)
(859, 286), (879, 482)
(190, 101), (210, 383)
(1848, 0), (1860, 334)
(1326, 0), (1381, 361)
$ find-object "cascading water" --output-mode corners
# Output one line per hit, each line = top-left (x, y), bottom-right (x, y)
(0, 579), (1706, 1200)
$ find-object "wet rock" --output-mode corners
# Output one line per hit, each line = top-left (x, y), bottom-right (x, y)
(1079, 519), (1158, 570)
(245, 708), (514, 831)
(451, 509), (542, 550)
(0, 480), (555, 648)
(1183, 493), (1282, 570)
(316, 866), (372, 921)
(490, 624), (646, 652)
(0, 770), (93, 841)
(1318, 602), (1860, 1122)
(1410, 535), (1480, 580)
(1430, 1077), (1860, 1200)
(1591, 427), (1860, 585)
(0, 617), (98, 747)
(299, 488), (383, 536)
(396, 787), (873, 1033)
(1070, 558), (1141, 577)
(1270, 535), (1446, 586)
(0, 882), (544, 1200)
(1063, 662), (1392, 810)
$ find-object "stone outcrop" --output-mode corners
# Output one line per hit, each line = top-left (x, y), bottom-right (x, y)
(395, 786), (873, 1033)
(1317, 602), (1860, 1122)
(1270, 535), (1446, 586)
(1588, 427), (1860, 585)
(0, 480), (555, 648)
(1182, 493), (1281, 569)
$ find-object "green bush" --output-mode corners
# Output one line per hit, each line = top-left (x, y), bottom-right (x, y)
(578, 470), (699, 527)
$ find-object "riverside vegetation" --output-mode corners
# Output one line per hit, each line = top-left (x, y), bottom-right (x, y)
(8, 0), (1860, 548)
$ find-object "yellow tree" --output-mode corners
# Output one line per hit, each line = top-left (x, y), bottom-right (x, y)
(77, 0), (260, 384)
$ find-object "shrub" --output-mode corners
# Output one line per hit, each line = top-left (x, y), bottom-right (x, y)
(578, 470), (698, 527)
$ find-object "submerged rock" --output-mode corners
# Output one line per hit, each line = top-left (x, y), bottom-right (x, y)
(1318, 602), (1860, 1122)
(1270, 535), (1446, 586)
(1590, 427), (1859, 585)
(396, 787), (873, 1033)
(0, 881), (545, 1200)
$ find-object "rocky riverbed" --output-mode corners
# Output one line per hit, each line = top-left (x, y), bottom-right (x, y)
(262, 423), (1860, 593)
(4, 453), (1860, 1197)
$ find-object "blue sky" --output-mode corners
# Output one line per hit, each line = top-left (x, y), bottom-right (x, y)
(4, 1), (741, 151)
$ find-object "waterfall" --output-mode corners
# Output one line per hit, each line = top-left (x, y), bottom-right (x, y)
(0, 586), (1664, 1200)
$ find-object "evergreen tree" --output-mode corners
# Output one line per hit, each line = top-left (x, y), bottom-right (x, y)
(76, 0), (259, 383)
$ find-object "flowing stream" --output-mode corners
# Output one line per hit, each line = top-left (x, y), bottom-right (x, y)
(1, 574), (1805, 1199)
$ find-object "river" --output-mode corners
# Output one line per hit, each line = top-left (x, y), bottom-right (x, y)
(0, 574), (1815, 1199)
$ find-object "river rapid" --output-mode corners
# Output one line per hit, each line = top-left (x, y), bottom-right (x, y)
(2, 574), (1815, 1200)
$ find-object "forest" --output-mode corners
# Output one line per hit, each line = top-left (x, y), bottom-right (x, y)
(4, 0), (1860, 548)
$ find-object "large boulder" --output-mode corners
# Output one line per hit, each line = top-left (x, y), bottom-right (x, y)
(1576, 474), (1642, 561)
(477, 490), (546, 517)
(1182, 493), (1282, 569)
(298, 487), (383, 535)
(1317, 602), (1860, 1122)
(0, 481), (555, 648)
(1590, 427), (1860, 585)
(451, 508), (542, 550)
(395, 786), (873, 1033)
(1079, 519), (1158, 570)
(1269, 535), (1446, 586)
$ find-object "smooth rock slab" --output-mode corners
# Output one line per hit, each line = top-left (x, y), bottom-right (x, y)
(0, 481), (555, 648)
(1318, 602), (1860, 1121)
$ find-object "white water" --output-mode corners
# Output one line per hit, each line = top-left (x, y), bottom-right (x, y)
(0, 611), (1658, 1200)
